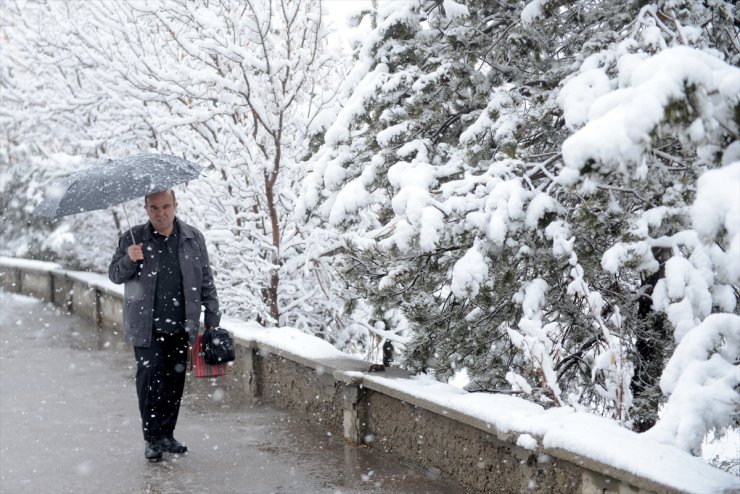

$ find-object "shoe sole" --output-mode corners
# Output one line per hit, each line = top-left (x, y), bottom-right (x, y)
(161, 444), (188, 454)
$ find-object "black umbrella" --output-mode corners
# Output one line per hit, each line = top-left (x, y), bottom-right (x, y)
(33, 153), (203, 242)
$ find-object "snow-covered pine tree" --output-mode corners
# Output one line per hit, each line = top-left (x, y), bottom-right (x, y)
(304, 0), (635, 412)
(543, 0), (734, 445)
(302, 0), (739, 450)
(555, 0), (738, 451)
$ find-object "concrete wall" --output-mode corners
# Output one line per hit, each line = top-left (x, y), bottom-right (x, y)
(365, 391), (583, 493)
(51, 272), (75, 312)
(22, 269), (54, 302)
(0, 259), (691, 494)
(0, 265), (21, 293)
(98, 289), (122, 332)
(71, 279), (98, 322)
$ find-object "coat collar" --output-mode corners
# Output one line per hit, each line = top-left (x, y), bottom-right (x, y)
(176, 218), (198, 239)
(139, 217), (197, 241)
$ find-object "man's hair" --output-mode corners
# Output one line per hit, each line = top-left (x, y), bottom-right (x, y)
(145, 189), (176, 207)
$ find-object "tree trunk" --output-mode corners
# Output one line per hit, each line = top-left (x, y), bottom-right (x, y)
(631, 247), (670, 432)
(264, 165), (281, 324)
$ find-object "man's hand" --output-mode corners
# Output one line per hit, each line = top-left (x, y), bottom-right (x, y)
(127, 243), (144, 262)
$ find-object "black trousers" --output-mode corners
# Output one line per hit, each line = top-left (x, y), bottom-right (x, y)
(134, 331), (189, 442)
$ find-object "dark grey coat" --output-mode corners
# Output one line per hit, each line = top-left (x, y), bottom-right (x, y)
(108, 218), (221, 347)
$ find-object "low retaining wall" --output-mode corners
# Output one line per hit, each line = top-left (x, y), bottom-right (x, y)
(0, 257), (732, 494)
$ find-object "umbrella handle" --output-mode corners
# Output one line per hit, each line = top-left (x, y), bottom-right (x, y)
(122, 204), (137, 245)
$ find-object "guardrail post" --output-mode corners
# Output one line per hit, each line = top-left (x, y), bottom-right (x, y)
(341, 382), (368, 446)
(231, 345), (262, 398)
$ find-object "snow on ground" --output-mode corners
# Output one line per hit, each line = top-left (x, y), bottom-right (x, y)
(2, 258), (738, 493)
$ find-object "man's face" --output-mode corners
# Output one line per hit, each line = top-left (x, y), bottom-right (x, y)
(145, 190), (177, 234)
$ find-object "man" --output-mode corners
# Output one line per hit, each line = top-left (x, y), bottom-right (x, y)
(108, 189), (220, 463)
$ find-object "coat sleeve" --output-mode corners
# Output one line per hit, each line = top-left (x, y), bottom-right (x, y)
(198, 232), (221, 328)
(108, 234), (138, 284)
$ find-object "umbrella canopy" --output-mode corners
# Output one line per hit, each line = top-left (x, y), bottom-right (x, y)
(33, 153), (203, 218)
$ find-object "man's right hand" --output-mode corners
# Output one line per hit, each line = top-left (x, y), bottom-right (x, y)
(127, 243), (144, 262)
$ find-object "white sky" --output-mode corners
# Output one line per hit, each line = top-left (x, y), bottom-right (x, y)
(324, 0), (372, 45)
(324, 0), (372, 23)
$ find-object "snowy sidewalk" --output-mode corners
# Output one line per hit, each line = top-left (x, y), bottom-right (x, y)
(0, 292), (463, 494)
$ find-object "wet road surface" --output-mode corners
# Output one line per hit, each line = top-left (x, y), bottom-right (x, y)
(0, 292), (464, 494)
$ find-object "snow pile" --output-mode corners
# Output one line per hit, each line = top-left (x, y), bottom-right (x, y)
(224, 317), (350, 363)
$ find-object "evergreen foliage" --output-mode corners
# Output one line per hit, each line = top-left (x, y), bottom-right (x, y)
(301, 0), (739, 454)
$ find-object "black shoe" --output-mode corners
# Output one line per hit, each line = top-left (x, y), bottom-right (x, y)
(145, 440), (163, 462)
(160, 435), (187, 454)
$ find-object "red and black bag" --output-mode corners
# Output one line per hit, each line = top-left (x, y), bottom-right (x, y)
(190, 333), (228, 378)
